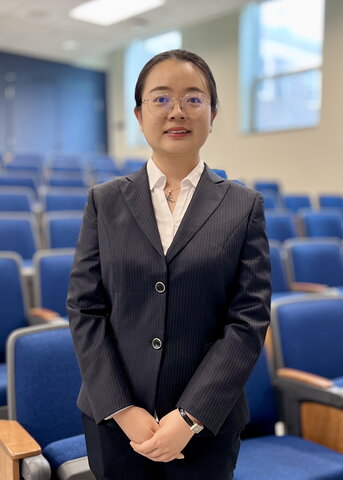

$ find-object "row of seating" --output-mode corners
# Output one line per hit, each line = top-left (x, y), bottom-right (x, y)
(0, 213), (80, 266)
(266, 210), (343, 242)
(0, 154), (147, 193)
(2, 295), (343, 479)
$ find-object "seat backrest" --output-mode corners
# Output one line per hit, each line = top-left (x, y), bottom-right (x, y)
(265, 212), (297, 242)
(33, 249), (75, 316)
(254, 181), (280, 194)
(300, 211), (343, 238)
(43, 213), (82, 248)
(269, 241), (289, 293)
(0, 189), (33, 212)
(243, 348), (278, 438)
(212, 169), (228, 179)
(262, 192), (279, 210)
(43, 189), (87, 212)
(271, 295), (343, 379)
(6, 324), (82, 448)
(0, 173), (38, 197)
(47, 176), (88, 189)
(282, 194), (312, 213)
(319, 195), (343, 210)
(0, 214), (38, 259)
(0, 253), (27, 362)
(285, 239), (343, 287)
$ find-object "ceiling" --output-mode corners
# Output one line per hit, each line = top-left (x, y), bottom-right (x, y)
(0, 0), (249, 69)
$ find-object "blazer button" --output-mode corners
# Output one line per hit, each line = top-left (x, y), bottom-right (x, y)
(152, 338), (163, 350)
(155, 281), (166, 293)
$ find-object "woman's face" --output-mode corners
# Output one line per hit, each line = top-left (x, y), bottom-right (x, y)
(135, 59), (216, 162)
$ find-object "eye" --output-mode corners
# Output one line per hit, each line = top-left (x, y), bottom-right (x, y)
(152, 95), (170, 105)
(186, 94), (204, 105)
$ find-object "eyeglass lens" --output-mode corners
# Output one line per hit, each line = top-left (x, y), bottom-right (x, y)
(147, 92), (208, 117)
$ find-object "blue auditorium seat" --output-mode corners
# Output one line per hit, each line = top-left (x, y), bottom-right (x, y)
(0, 253), (28, 417)
(270, 241), (327, 300)
(299, 210), (343, 239)
(253, 181), (280, 194)
(235, 344), (343, 479)
(43, 212), (82, 249)
(0, 213), (39, 267)
(0, 187), (34, 212)
(42, 188), (87, 212)
(3, 323), (93, 479)
(319, 195), (343, 211)
(212, 168), (228, 179)
(32, 249), (75, 317)
(270, 295), (343, 453)
(265, 211), (298, 242)
(282, 194), (312, 213)
(284, 238), (343, 291)
(0, 172), (39, 197)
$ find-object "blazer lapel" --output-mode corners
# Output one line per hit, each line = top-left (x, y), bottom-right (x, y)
(119, 165), (164, 258)
(165, 166), (231, 264)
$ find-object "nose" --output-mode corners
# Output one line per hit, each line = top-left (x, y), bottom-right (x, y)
(167, 98), (185, 119)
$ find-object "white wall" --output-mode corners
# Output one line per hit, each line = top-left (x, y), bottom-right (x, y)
(108, 0), (343, 196)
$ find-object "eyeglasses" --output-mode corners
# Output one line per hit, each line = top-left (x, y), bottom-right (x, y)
(142, 92), (210, 118)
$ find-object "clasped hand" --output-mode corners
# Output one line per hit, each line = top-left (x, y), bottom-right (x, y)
(114, 407), (195, 462)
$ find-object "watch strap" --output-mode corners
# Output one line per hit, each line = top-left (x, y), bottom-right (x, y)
(178, 407), (204, 433)
(178, 407), (194, 427)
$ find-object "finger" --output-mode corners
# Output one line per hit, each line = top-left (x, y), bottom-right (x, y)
(131, 438), (158, 454)
(131, 442), (160, 457)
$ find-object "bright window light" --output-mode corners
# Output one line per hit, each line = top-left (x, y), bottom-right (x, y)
(69, 0), (165, 26)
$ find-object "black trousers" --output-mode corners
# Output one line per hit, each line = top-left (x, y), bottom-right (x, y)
(82, 413), (241, 480)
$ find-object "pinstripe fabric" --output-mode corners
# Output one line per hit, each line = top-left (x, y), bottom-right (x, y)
(67, 164), (271, 436)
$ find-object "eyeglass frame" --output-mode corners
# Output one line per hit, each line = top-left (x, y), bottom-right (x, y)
(141, 91), (211, 118)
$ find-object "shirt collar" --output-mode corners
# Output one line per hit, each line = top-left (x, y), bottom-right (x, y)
(147, 158), (204, 191)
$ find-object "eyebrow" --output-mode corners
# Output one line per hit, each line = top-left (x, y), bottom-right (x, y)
(148, 86), (206, 94)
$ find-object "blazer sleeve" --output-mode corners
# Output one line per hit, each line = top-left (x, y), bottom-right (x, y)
(176, 193), (271, 435)
(67, 186), (134, 423)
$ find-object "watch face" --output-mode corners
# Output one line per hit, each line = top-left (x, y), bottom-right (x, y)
(191, 424), (204, 434)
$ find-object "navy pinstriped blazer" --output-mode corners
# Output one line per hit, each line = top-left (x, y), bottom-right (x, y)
(67, 164), (271, 437)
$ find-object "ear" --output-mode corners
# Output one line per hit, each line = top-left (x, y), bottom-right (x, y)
(134, 107), (143, 131)
(210, 111), (217, 125)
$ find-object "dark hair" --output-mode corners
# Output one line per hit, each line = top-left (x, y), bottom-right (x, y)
(134, 49), (218, 113)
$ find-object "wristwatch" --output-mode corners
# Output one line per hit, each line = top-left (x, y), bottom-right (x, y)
(178, 407), (204, 433)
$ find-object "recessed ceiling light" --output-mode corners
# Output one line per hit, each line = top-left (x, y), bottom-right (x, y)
(69, 0), (165, 26)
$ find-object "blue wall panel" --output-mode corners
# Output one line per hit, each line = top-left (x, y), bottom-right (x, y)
(0, 52), (108, 155)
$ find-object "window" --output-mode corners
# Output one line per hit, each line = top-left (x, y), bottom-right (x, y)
(240, 0), (325, 133)
(124, 31), (182, 147)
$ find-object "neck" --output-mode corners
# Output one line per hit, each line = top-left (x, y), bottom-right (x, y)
(151, 153), (200, 183)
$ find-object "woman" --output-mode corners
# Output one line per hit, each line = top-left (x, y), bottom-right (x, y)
(67, 49), (271, 480)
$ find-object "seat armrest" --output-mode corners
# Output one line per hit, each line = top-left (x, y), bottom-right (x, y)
(277, 368), (334, 389)
(275, 368), (343, 438)
(289, 282), (328, 293)
(275, 368), (343, 406)
(0, 420), (41, 480)
(28, 308), (65, 324)
(0, 420), (41, 460)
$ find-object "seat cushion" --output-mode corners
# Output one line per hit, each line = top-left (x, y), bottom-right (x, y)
(0, 363), (7, 406)
(43, 434), (87, 471)
(235, 435), (343, 480)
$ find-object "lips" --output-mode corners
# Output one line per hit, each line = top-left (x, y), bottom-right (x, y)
(164, 128), (191, 138)
(165, 129), (190, 134)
